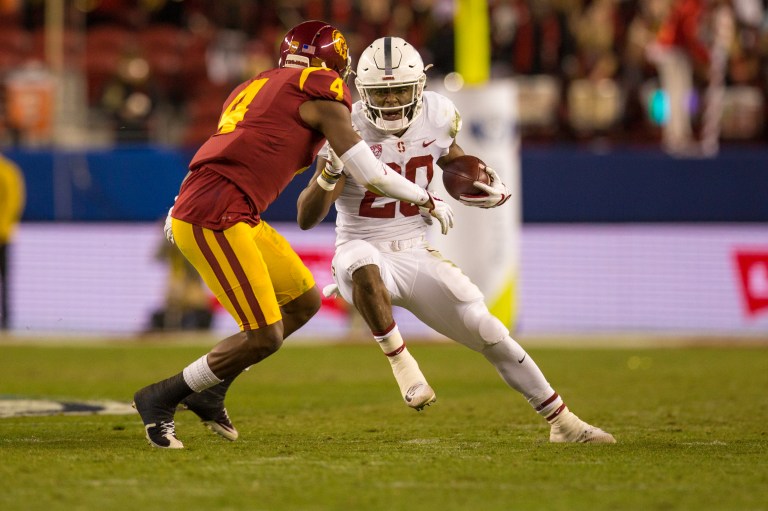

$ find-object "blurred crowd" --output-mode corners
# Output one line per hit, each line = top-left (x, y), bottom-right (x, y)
(0, 0), (766, 150)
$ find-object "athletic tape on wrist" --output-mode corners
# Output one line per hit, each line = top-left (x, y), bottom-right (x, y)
(316, 175), (336, 191)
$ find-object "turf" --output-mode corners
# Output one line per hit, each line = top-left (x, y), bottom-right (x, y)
(0, 339), (766, 511)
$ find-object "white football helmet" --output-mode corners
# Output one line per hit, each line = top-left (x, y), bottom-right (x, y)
(355, 37), (427, 132)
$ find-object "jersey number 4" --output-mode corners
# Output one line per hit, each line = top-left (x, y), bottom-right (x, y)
(217, 78), (269, 135)
(217, 69), (345, 134)
(359, 155), (434, 218)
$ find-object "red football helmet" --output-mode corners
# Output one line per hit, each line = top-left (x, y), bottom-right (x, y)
(278, 20), (351, 80)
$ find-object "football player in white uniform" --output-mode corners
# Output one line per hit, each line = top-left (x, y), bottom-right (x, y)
(297, 37), (615, 443)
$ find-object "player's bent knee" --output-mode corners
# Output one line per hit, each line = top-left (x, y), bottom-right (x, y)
(462, 301), (509, 349)
(243, 328), (283, 361)
(333, 240), (381, 278)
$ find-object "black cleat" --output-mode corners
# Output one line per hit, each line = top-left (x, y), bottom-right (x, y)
(133, 385), (184, 449)
(181, 392), (239, 441)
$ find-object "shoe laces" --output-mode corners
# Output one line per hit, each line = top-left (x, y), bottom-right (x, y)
(159, 420), (177, 437)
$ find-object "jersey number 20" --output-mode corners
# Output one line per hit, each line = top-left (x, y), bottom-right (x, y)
(359, 155), (434, 218)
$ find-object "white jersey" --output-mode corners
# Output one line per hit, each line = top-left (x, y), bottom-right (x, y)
(330, 91), (461, 246)
(327, 92), (511, 353)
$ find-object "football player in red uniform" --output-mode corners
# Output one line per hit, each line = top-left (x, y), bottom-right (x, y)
(133, 20), (454, 449)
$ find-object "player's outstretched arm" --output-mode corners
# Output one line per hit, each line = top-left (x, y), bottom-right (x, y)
(297, 154), (345, 230)
(300, 100), (454, 234)
(300, 100), (429, 206)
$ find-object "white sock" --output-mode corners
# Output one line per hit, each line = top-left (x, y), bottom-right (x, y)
(182, 355), (224, 393)
(373, 323), (428, 396)
(482, 337), (562, 418)
(536, 393), (568, 423)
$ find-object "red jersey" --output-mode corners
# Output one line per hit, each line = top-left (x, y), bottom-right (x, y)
(173, 66), (352, 230)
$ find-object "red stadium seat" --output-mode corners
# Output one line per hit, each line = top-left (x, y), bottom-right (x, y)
(0, 27), (32, 73)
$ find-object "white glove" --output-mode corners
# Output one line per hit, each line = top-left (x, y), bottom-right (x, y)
(419, 209), (433, 226)
(322, 283), (340, 298)
(419, 192), (454, 235)
(163, 199), (176, 244)
(316, 147), (344, 191)
(458, 166), (511, 208)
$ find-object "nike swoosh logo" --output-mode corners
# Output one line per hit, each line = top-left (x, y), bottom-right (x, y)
(518, 354), (526, 364)
(422, 139), (436, 147)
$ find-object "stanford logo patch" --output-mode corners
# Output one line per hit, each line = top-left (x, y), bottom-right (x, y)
(370, 144), (382, 158)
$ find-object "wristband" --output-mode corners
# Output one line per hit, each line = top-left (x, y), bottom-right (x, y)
(321, 165), (341, 183)
(316, 175), (337, 191)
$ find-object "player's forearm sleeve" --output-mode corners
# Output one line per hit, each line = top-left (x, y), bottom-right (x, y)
(339, 140), (429, 205)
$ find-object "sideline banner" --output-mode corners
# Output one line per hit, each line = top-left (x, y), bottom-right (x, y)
(428, 80), (521, 330)
(8, 223), (768, 336)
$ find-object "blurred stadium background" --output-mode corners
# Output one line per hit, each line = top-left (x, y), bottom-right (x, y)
(0, 0), (767, 341)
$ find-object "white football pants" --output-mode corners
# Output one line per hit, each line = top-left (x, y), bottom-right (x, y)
(332, 237), (508, 351)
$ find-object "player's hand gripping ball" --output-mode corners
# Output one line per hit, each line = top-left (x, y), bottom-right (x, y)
(440, 155), (491, 201)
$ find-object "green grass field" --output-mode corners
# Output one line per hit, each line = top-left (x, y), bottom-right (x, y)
(0, 337), (766, 511)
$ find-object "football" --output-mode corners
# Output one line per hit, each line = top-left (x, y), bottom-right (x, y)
(441, 155), (490, 201)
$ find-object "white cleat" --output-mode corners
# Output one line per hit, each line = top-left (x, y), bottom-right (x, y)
(142, 421), (184, 449)
(403, 383), (436, 411)
(549, 410), (616, 444)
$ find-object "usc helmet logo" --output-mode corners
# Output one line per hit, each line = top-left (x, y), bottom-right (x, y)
(332, 30), (348, 60)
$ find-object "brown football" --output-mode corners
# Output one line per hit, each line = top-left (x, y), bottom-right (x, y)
(440, 155), (490, 201)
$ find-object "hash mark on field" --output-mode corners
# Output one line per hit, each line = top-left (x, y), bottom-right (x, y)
(402, 438), (440, 445)
(232, 456), (297, 464)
